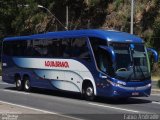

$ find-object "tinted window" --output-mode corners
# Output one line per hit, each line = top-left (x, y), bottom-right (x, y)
(31, 40), (44, 57)
(89, 37), (108, 71)
(72, 38), (91, 60)
(45, 38), (91, 60)
(62, 39), (72, 58)
(3, 40), (27, 56)
(44, 39), (53, 57)
(3, 41), (11, 56)
(89, 37), (107, 62)
(89, 37), (107, 53)
(24, 40), (34, 56)
(3, 37), (91, 61)
(45, 39), (62, 57)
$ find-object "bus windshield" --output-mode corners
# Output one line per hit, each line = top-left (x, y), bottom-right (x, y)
(109, 43), (150, 81)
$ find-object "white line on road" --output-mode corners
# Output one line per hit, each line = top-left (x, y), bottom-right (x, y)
(2, 89), (30, 95)
(88, 103), (140, 113)
(152, 101), (160, 105)
(0, 100), (83, 120)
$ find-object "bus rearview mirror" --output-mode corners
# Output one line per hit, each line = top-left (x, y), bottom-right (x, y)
(147, 48), (159, 63)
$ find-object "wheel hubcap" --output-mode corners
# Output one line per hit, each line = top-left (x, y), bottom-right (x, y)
(16, 80), (21, 87)
(25, 80), (30, 90)
(86, 87), (93, 96)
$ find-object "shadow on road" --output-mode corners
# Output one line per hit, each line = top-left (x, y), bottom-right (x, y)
(4, 87), (152, 105)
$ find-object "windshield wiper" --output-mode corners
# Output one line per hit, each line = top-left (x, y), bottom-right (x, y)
(126, 66), (148, 81)
(129, 46), (136, 81)
(137, 66), (146, 80)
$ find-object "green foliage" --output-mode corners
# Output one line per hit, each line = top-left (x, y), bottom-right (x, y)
(0, 0), (159, 47)
(88, 0), (99, 6)
(114, 0), (123, 10)
(0, 0), (38, 36)
(153, 19), (160, 37)
(0, 0), (160, 72)
(0, 0), (109, 33)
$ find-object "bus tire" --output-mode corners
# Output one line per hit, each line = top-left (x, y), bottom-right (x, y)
(24, 77), (31, 92)
(84, 82), (95, 101)
(15, 76), (23, 91)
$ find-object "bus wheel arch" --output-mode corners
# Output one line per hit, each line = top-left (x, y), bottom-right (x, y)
(82, 80), (95, 101)
(15, 74), (23, 91)
(23, 75), (31, 92)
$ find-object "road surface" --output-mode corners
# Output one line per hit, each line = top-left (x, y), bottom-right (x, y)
(0, 80), (160, 120)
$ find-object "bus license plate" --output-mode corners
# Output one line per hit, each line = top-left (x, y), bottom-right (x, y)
(132, 92), (139, 96)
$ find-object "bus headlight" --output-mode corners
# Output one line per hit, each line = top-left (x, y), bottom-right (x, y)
(147, 83), (151, 87)
(115, 83), (121, 87)
(106, 80), (121, 87)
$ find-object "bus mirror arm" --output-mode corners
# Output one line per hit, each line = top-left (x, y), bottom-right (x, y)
(147, 48), (159, 63)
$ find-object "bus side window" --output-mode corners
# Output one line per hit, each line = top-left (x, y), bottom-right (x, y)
(62, 39), (72, 58)
(3, 41), (12, 56)
(72, 38), (91, 61)
(15, 41), (27, 56)
(98, 48), (112, 73)
(44, 39), (62, 58)
(89, 37), (108, 72)
(3, 40), (27, 57)
(25, 40), (35, 57)
(32, 39), (47, 57)
(46, 40), (54, 57)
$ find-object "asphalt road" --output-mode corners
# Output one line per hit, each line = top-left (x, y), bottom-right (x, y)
(0, 80), (160, 120)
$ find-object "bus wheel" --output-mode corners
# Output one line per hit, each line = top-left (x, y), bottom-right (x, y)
(15, 77), (23, 91)
(84, 83), (95, 101)
(24, 77), (31, 92)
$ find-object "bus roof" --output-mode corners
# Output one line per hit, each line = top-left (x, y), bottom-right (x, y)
(4, 29), (144, 43)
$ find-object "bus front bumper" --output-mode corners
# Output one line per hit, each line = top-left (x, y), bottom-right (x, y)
(97, 80), (151, 98)
(110, 83), (151, 98)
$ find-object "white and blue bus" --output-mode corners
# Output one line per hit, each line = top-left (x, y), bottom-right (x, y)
(2, 30), (158, 100)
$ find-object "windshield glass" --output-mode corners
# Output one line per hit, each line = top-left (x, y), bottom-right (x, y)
(110, 43), (150, 81)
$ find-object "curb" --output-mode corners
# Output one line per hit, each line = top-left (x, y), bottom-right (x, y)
(152, 81), (160, 89)
(151, 89), (160, 94)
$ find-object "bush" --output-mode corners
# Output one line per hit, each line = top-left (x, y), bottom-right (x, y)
(114, 0), (122, 10)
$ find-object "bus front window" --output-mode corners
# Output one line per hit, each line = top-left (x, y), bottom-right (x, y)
(110, 43), (150, 81)
(97, 48), (113, 75)
(89, 37), (114, 76)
